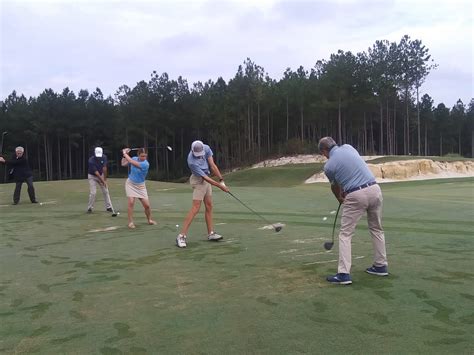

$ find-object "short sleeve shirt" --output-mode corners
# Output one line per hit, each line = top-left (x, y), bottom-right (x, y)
(88, 155), (108, 175)
(323, 144), (375, 192)
(128, 157), (149, 183)
(187, 144), (213, 177)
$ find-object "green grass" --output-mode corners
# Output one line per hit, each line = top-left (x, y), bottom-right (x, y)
(224, 163), (324, 187)
(1, 177), (473, 354)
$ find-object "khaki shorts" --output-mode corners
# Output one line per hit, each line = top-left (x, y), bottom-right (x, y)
(190, 174), (212, 201)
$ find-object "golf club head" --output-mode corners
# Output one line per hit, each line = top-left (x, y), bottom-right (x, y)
(112, 212), (118, 217)
(323, 242), (334, 250)
(273, 223), (284, 232)
(166, 146), (173, 151)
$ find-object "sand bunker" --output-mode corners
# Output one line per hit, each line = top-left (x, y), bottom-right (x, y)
(250, 154), (473, 183)
(252, 155), (326, 168)
(305, 159), (474, 183)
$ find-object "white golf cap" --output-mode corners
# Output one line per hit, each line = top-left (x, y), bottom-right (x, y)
(94, 147), (103, 157)
(191, 140), (205, 157)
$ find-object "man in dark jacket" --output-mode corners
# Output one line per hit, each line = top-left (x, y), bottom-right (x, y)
(0, 146), (38, 204)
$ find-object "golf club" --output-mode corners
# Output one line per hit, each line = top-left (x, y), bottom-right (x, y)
(129, 146), (173, 152)
(324, 202), (342, 250)
(227, 191), (283, 232)
(105, 185), (119, 217)
(0, 131), (8, 154)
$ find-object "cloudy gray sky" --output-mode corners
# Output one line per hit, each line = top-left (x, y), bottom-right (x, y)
(1, 0), (473, 107)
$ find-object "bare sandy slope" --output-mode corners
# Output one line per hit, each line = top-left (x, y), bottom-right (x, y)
(251, 154), (474, 183)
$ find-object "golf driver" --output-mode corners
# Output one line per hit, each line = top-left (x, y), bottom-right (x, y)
(324, 202), (342, 250)
(129, 146), (173, 152)
(227, 191), (283, 232)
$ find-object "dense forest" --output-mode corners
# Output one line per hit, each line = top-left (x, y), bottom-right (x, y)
(1, 35), (473, 182)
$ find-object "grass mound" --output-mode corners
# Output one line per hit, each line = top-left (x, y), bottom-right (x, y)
(224, 163), (324, 187)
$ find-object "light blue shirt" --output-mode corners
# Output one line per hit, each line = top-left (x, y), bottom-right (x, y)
(128, 156), (149, 183)
(187, 144), (213, 177)
(323, 144), (375, 192)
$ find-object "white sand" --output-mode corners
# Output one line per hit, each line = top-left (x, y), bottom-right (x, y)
(251, 154), (473, 183)
(305, 158), (474, 184)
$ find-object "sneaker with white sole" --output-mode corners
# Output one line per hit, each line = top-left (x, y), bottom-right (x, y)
(326, 273), (352, 285)
(208, 231), (223, 241)
(176, 234), (187, 248)
(366, 265), (389, 276)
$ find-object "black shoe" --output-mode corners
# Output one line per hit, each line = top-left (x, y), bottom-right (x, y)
(12, 202), (18, 205)
(106, 208), (113, 212)
(32, 201), (38, 204)
(87, 208), (92, 213)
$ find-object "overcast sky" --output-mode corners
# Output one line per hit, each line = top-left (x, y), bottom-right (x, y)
(1, 0), (473, 107)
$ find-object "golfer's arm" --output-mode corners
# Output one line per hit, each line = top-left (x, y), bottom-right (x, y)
(331, 183), (344, 203)
(208, 157), (224, 181)
(202, 175), (225, 188)
(94, 170), (105, 182)
(122, 154), (141, 168)
(103, 166), (108, 179)
(121, 157), (128, 167)
(6, 158), (20, 166)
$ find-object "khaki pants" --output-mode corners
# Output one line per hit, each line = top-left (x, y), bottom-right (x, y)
(338, 184), (387, 274)
(88, 174), (112, 210)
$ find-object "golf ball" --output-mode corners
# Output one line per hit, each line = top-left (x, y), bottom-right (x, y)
(39, 202), (43, 206)
(117, 212), (120, 215)
(323, 216), (328, 221)
(176, 224), (179, 228)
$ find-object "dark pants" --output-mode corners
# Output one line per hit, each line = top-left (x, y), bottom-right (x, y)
(13, 176), (37, 203)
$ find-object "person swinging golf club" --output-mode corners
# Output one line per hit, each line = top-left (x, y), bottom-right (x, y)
(0, 146), (38, 205)
(121, 147), (157, 229)
(319, 137), (388, 285)
(86, 147), (113, 213)
(176, 140), (229, 248)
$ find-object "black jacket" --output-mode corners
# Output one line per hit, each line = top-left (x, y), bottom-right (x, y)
(6, 155), (33, 181)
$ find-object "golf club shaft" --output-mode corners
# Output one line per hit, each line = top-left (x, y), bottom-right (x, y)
(331, 202), (342, 244)
(129, 146), (172, 151)
(0, 132), (7, 153)
(228, 191), (273, 226)
(105, 185), (117, 215)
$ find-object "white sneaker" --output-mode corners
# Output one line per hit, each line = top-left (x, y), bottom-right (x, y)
(176, 234), (187, 248)
(208, 231), (223, 241)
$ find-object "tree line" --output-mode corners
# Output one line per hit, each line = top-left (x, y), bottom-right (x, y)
(1, 35), (473, 183)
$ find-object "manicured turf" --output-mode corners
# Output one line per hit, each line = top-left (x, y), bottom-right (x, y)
(1, 177), (473, 354)
(225, 163), (324, 187)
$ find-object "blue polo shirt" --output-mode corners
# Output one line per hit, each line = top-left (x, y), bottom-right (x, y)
(187, 144), (213, 177)
(128, 157), (149, 183)
(323, 144), (375, 192)
(88, 155), (108, 175)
